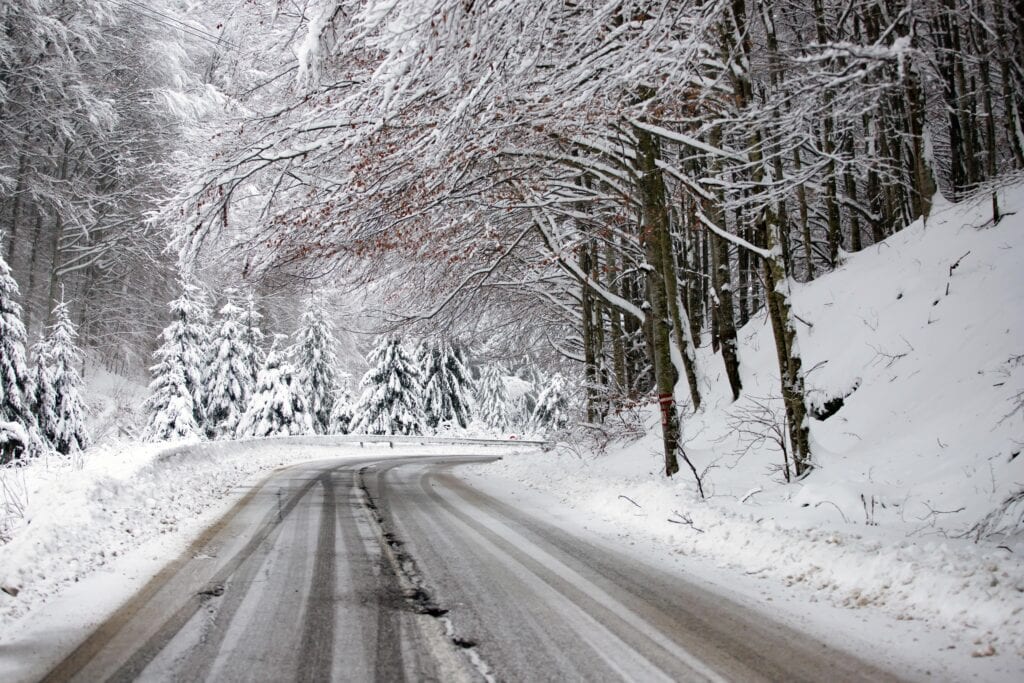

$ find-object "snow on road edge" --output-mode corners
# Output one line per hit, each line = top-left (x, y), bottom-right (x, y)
(0, 436), (525, 641)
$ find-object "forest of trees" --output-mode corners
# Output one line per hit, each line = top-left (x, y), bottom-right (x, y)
(2, 1), (1022, 476)
(140, 283), (557, 442)
(183, 0), (1024, 476)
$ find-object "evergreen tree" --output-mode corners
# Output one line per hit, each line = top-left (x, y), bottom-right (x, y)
(142, 278), (211, 442)
(475, 364), (512, 432)
(30, 350), (57, 450)
(163, 277), (211, 428)
(203, 298), (252, 438)
(0, 249), (41, 464)
(415, 340), (438, 424)
(420, 341), (474, 430)
(350, 337), (424, 436)
(240, 291), (266, 387)
(144, 363), (201, 442)
(328, 378), (355, 435)
(238, 337), (314, 437)
(32, 297), (88, 455)
(529, 373), (571, 433)
(293, 296), (340, 434)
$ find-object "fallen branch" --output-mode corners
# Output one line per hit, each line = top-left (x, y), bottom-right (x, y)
(814, 500), (850, 524)
(668, 510), (704, 533)
(618, 494), (642, 509)
(740, 487), (763, 504)
(949, 250), (971, 276)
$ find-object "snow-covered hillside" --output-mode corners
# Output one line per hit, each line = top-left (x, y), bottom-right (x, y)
(467, 187), (1024, 664)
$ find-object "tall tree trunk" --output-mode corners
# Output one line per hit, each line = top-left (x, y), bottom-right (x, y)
(605, 241), (627, 395)
(710, 229), (742, 401)
(812, 0), (843, 267)
(904, 56), (936, 222)
(843, 129), (863, 252)
(23, 206), (45, 339)
(726, 0), (813, 473)
(634, 120), (681, 477)
(760, 207), (812, 476)
(972, 0), (1001, 222)
(5, 153), (27, 262)
(580, 240), (599, 423)
(46, 143), (72, 325)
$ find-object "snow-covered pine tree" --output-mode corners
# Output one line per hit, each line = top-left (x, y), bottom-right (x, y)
(0, 249), (41, 464)
(420, 341), (474, 431)
(415, 340), (439, 425)
(238, 336), (314, 437)
(142, 278), (211, 442)
(475, 364), (512, 432)
(293, 296), (340, 434)
(143, 352), (199, 443)
(350, 337), (424, 436)
(32, 297), (88, 455)
(166, 277), (210, 428)
(143, 363), (200, 441)
(239, 291), (266, 388)
(529, 372), (571, 433)
(203, 297), (252, 438)
(30, 349), (57, 451)
(328, 378), (354, 435)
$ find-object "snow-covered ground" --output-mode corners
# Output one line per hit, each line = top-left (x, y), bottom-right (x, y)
(1, 187), (1020, 679)
(462, 187), (1024, 677)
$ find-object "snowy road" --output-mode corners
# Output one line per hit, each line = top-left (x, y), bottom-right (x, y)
(39, 454), (903, 682)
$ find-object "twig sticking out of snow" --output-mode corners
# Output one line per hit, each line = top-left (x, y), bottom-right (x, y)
(740, 487), (762, 504)
(949, 251), (971, 277)
(668, 510), (704, 533)
(861, 493), (878, 526)
(961, 490), (1024, 542)
(814, 500), (850, 524)
(618, 494), (642, 509)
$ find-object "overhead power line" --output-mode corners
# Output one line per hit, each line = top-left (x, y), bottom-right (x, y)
(106, 0), (241, 50)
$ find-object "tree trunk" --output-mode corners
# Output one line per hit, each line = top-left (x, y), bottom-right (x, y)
(5, 153), (27, 263)
(710, 229), (742, 401)
(580, 241), (599, 423)
(605, 241), (627, 395)
(634, 120), (680, 477)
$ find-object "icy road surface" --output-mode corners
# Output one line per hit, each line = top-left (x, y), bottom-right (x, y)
(36, 454), (901, 682)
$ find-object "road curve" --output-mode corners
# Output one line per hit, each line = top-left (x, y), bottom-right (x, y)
(38, 453), (905, 682)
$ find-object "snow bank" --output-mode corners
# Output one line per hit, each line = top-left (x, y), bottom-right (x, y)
(463, 186), (1024, 660)
(0, 438), (306, 629)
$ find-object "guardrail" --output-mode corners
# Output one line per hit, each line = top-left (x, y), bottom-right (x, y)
(154, 433), (549, 464)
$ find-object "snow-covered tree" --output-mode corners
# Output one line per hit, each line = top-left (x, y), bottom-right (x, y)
(475, 365), (512, 432)
(203, 297), (252, 439)
(420, 341), (474, 431)
(292, 296), (340, 434)
(144, 363), (201, 442)
(529, 373), (571, 433)
(239, 292), (266, 387)
(238, 337), (314, 438)
(328, 378), (355, 435)
(143, 354), (201, 442)
(350, 337), (424, 436)
(170, 277), (210, 426)
(0, 250), (41, 463)
(32, 297), (88, 455)
(142, 278), (211, 442)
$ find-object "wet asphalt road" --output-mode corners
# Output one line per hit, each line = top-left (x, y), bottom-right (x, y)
(38, 453), (905, 682)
